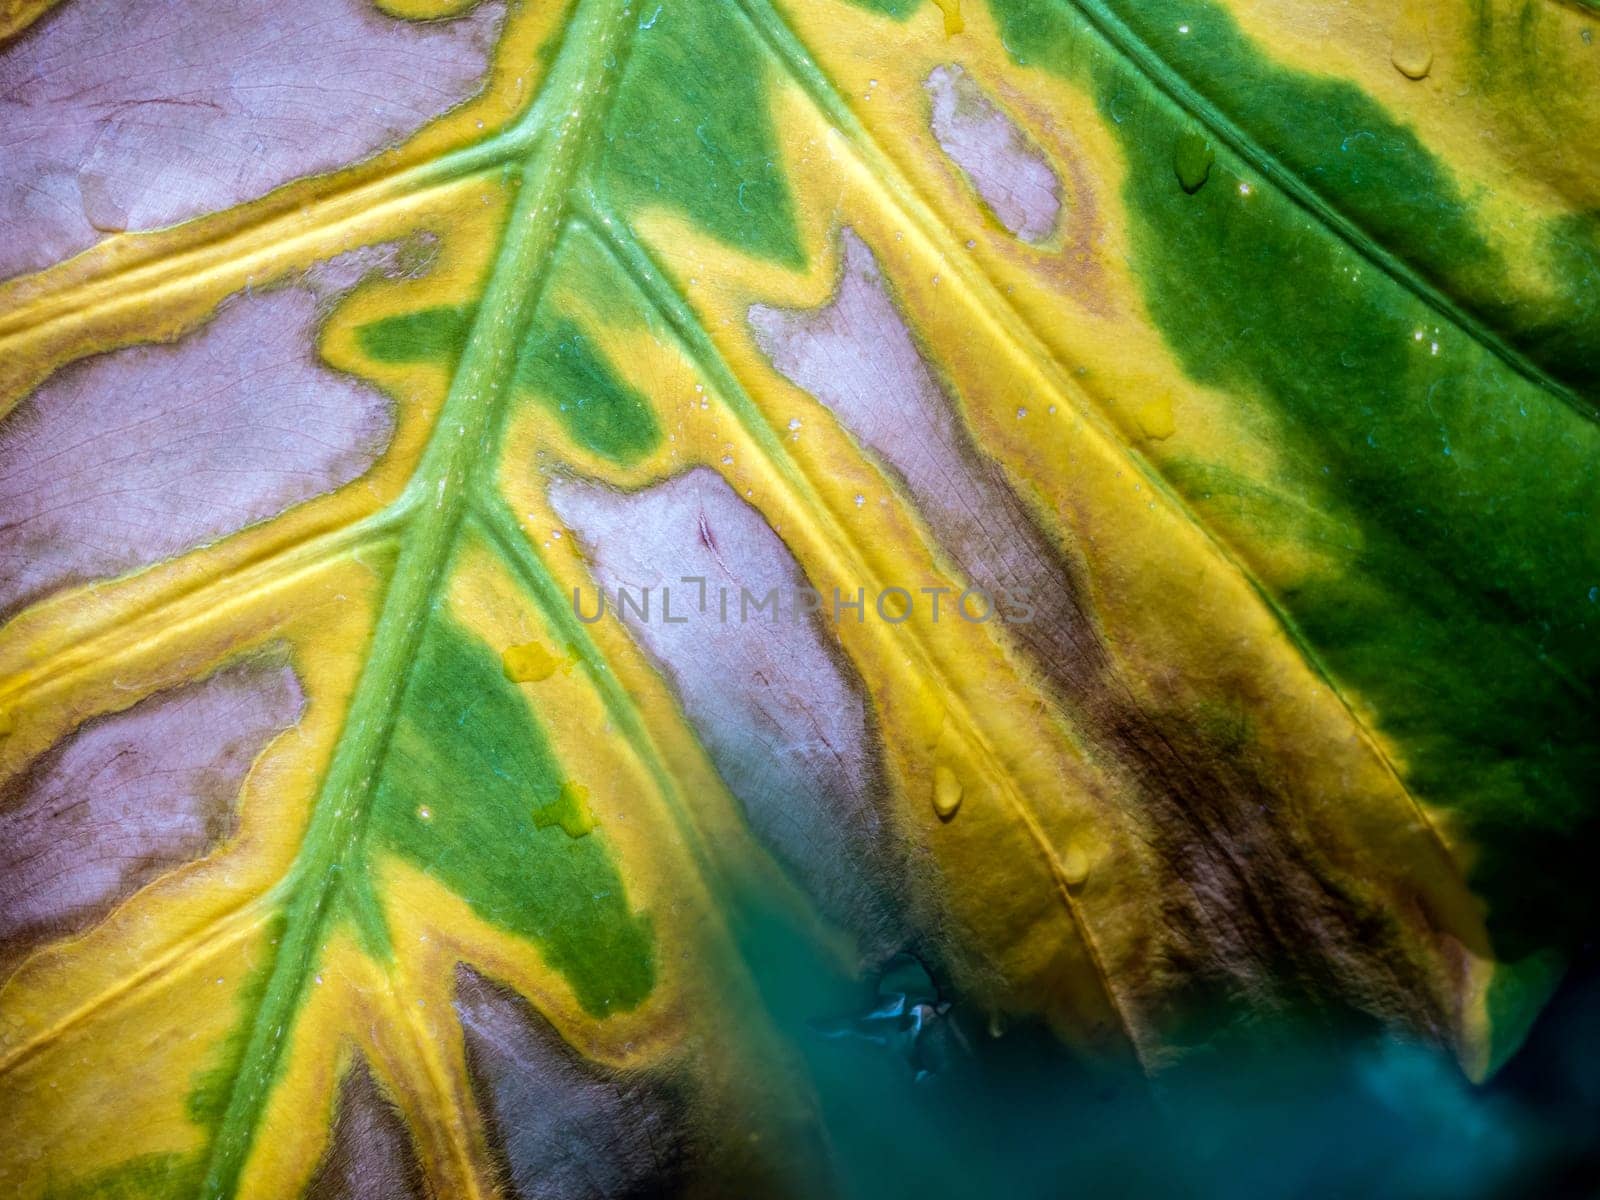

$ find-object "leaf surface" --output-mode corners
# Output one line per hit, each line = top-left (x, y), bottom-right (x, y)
(1, 0), (1597, 1195)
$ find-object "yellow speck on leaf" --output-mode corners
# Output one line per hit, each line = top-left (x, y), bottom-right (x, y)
(1059, 840), (1090, 887)
(1136, 394), (1176, 442)
(535, 781), (597, 838)
(502, 639), (563, 683)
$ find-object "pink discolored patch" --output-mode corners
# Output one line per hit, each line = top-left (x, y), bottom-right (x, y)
(306, 1058), (428, 1200)
(925, 64), (1061, 244)
(0, 656), (305, 959)
(548, 467), (905, 957)
(0, 0), (503, 279)
(454, 965), (688, 1200)
(0, 251), (401, 617)
(748, 228), (1101, 675)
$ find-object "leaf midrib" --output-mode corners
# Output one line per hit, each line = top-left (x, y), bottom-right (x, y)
(196, 3), (638, 1195)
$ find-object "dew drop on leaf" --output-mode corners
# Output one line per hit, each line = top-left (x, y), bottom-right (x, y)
(1174, 131), (1214, 193)
(933, 764), (963, 821)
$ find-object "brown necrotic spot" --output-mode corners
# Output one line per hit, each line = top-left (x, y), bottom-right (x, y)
(0, 656), (304, 960)
(0, 0), (503, 280)
(0, 251), (399, 617)
(306, 1057), (430, 1200)
(548, 467), (906, 959)
(454, 965), (690, 1200)
(748, 230), (1454, 1051)
(924, 64), (1061, 245)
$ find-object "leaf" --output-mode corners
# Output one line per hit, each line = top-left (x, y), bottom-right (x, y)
(1, 0), (1597, 1196)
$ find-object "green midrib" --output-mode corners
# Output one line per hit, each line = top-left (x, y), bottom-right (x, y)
(195, 2), (640, 1195)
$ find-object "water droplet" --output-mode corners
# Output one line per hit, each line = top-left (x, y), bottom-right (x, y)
(417, 806), (432, 821)
(933, 764), (963, 821)
(1391, 20), (1433, 79)
(1174, 132), (1213, 194)
(1059, 840), (1089, 887)
(854, 493), (866, 507)
(78, 171), (129, 233)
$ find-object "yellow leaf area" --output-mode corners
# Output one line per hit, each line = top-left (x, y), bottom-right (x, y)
(758, 0), (1597, 1073)
(4, 0), (1596, 1197)
(604, 81), (1483, 1048)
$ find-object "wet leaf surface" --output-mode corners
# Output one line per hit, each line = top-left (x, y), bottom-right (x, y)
(2, 0), (1597, 1195)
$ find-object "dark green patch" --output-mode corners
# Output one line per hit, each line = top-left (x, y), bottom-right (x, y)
(356, 300), (661, 467)
(1034, 0), (1600, 399)
(534, 0), (580, 73)
(512, 315), (660, 464)
(357, 304), (475, 366)
(349, 607), (654, 1017)
(1485, 947), (1566, 1075)
(600, 2), (806, 266)
(988, 0), (1600, 986)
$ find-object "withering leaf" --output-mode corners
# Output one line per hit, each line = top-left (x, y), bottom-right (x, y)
(2, 0), (1597, 1196)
